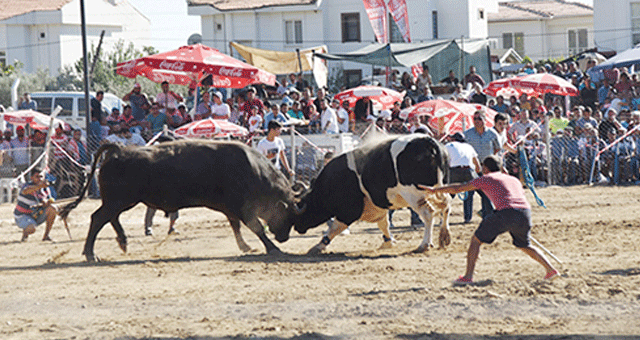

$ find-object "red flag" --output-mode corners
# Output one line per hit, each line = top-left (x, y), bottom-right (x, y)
(386, 0), (423, 79)
(362, 0), (388, 43)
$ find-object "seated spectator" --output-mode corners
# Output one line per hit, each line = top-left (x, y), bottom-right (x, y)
(106, 107), (122, 126)
(307, 104), (321, 134)
(491, 95), (510, 113)
(211, 91), (230, 120)
(195, 92), (213, 120)
(263, 103), (289, 130)
(246, 105), (263, 134)
(145, 103), (168, 135)
(400, 71), (415, 91)
(104, 124), (127, 144)
(123, 128), (146, 147)
(287, 101), (305, 120)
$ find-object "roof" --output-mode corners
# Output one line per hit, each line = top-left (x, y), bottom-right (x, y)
(187, 0), (317, 11)
(488, 0), (593, 22)
(0, 0), (72, 21)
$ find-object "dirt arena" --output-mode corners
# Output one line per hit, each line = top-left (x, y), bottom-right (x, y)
(0, 185), (639, 339)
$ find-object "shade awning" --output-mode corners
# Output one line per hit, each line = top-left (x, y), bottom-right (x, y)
(230, 42), (327, 75)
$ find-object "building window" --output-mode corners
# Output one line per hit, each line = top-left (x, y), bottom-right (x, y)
(632, 2), (640, 45)
(568, 29), (588, 55)
(344, 69), (362, 89)
(341, 13), (361, 42)
(285, 20), (303, 44)
(432, 11), (438, 39)
(478, 8), (484, 20)
(503, 32), (524, 56)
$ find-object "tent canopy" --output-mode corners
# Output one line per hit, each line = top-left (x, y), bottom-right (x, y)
(590, 47), (640, 72)
(314, 38), (492, 85)
(230, 42), (327, 75)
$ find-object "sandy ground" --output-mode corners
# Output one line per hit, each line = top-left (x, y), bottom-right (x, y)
(0, 185), (639, 339)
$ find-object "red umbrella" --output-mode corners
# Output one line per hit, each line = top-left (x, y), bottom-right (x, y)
(514, 73), (578, 96)
(334, 85), (405, 110)
(484, 77), (533, 97)
(116, 44), (275, 88)
(3, 110), (70, 131)
(174, 118), (248, 138)
(400, 100), (497, 135)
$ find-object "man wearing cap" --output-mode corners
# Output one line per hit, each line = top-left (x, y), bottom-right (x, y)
(14, 169), (57, 242)
(420, 155), (559, 285)
(156, 81), (183, 115)
(256, 120), (294, 178)
(211, 92), (230, 120)
(11, 126), (30, 175)
(123, 83), (150, 121)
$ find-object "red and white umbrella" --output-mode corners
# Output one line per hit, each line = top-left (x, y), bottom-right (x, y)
(400, 100), (497, 135)
(484, 77), (533, 97)
(334, 85), (405, 110)
(116, 44), (275, 88)
(514, 73), (578, 96)
(2, 110), (70, 131)
(174, 118), (248, 138)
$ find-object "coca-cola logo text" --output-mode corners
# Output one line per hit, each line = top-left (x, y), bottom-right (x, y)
(219, 67), (243, 77)
(159, 60), (186, 71)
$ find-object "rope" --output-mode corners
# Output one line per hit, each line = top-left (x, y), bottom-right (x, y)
(518, 148), (546, 208)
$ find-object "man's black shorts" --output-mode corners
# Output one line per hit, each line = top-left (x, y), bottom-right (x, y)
(474, 208), (531, 248)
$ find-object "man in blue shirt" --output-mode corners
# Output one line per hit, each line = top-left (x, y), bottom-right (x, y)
(18, 93), (37, 110)
(464, 110), (500, 221)
(145, 103), (168, 134)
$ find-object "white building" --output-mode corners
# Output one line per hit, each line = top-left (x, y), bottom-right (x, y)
(593, 0), (640, 52)
(187, 0), (498, 85)
(488, 0), (593, 61)
(0, 0), (150, 76)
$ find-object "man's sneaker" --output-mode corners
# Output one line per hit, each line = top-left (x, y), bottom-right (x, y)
(452, 275), (473, 286)
(544, 269), (560, 281)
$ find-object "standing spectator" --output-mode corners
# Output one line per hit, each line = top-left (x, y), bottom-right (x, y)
(469, 83), (487, 105)
(319, 98), (339, 134)
(14, 169), (57, 242)
(416, 66), (433, 92)
(464, 110), (500, 218)
(88, 114), (103, 152)
(580, 76), (598, 111)
(263, 104), (288, 129)
(353, 96), (374, 135)
(18, 93), (37, 110)
(464, 65), (485, 88)
(334, 99), (350, 133)
(211, 92), (230, 120)
(11, 126), (30, 175)
(576, 106), (598, 135)
(510, 109), (539, 141)
(599, 109), (621, 141)
(145, 103), (168, 135)
(295, 74), (309, 92)
(491, 95), (510, 113)
(256, 121), (294, 178)
(549, 106), (569, 134)
(246, 106), (263, 134)
(420, 155), (559, 285)
(123, 83), (150, 121)
(445, 132), (481, 223)
(241, 87), (265, 117)
(565, 62), (583, 82)
(0, 129), (14, 177)
(307, 104), (321, 133)
(598, 79), (611, 108)
(91, 91), (105, 119)
(68, 129), (89, 166)
(313, 88), (326, 113)
(287, 101), (305, 120)
(400, 71), (415, 91)
(156, 81), (183, 116)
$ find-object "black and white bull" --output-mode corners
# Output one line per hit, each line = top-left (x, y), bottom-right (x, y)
(59, 140), (303, 262)
(272, 134), (452, 254)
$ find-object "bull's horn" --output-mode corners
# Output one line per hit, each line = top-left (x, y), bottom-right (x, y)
(293, 201), (307, 215)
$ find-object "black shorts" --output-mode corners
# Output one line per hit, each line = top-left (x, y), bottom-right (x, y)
(474, 208), (531, 248)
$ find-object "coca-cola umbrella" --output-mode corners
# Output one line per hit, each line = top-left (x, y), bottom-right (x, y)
(400, 100), (497, 136)
(116, 43), (276, 88)
(334, 85), (405, 110)
(173, 118), (248, 139)
(484, 77), (533, 97)
(3, 110), (70, 131)
(514, 73), (578, 96)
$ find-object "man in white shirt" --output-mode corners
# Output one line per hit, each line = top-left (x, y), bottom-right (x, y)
(445, 132), (481, 223)
(319, 98), (339, 134)
(211, 92), (230, 120)
(510, 109), (539, 140)
(334, 99), (350, 133)
(256, 121), (294, 178)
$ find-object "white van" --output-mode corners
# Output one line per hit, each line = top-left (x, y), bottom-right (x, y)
(29, 91), (123, 129)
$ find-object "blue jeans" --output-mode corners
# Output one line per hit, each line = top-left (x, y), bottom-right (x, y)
(463, 189), (494, 222)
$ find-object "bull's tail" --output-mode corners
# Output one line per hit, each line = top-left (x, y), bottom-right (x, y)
(58, 144), (121, 220)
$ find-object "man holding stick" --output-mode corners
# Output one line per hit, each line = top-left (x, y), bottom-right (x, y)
(419, 155), (559, 285)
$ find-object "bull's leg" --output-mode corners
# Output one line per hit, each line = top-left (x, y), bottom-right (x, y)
(413, 205), (436, 253)
(244, 218), (282, 255)
(437, 200), (452, 248)
(376, 213), (395, 249)
(227, 216), (253, 253)
(109, 215), (127, 254)
(83, 205), (114, 262)
(307, 219), (349, 255)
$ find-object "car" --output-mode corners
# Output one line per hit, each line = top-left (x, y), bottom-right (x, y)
(29, 92), (123, 130)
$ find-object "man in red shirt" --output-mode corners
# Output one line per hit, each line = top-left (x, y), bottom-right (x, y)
(420, 155), (558, 285)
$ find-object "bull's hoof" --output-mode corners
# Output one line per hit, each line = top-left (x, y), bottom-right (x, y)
(412, 244), (431, 253)
(239, 244), (253, 253)
(84, 254), (100, 262)
(267, 247), (284, 255)
(439, 231), (451, 248)
(116, 236), (127, 253)
(379, 239), (396, 249)
(307, 244), (326, 255)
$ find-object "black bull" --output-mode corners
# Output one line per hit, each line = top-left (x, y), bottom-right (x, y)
(59, 140), (303, 262)
(274, 134), (452, 254)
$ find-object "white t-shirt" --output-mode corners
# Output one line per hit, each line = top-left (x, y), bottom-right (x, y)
(104, 134), (126, 145)
(125, 133), (146, 146)
(156, 92), (178, 111)
(321, 108), (339, 134)
(445, 141), (478, 168)
(211, 103), (230, 119)
(256, 137), (286, 169)
(336, 107), (350, 133)
(248, 115), (263, 133)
